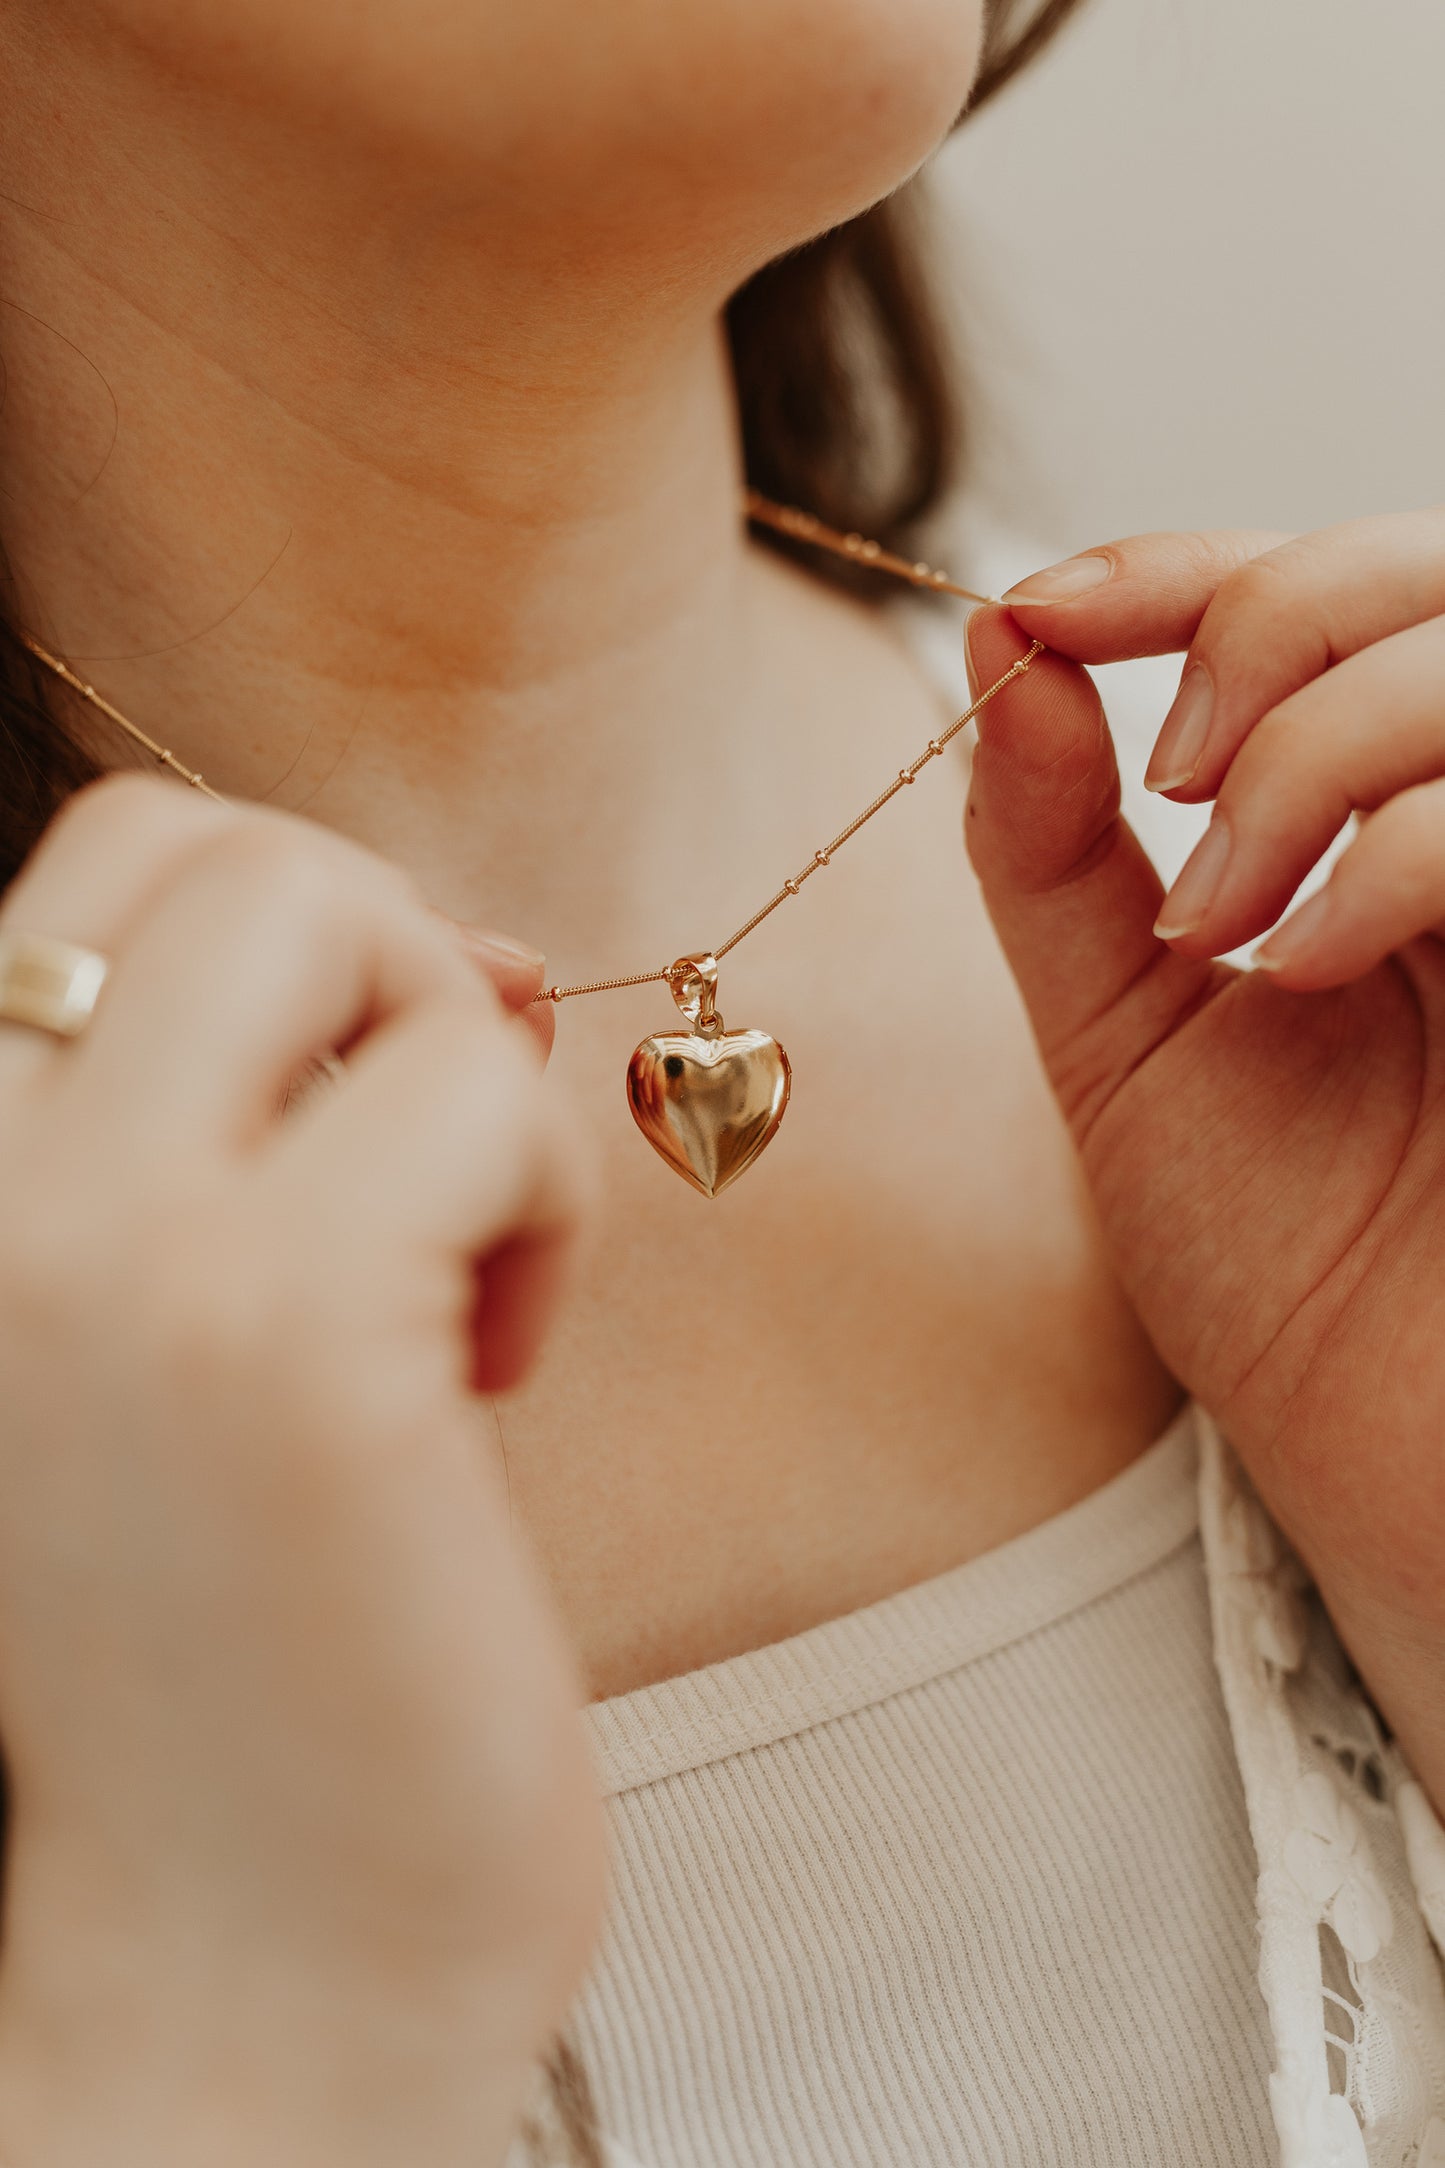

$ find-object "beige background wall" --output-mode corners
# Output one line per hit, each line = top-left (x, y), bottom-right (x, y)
(932, 0), (1445, 557)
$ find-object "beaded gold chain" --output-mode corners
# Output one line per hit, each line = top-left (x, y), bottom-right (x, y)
(18, 490), (1040, 1002)
(18, 493), (1042, 1194)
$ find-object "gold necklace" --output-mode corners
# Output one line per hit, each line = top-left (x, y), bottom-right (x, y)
(19, 492), (1042, 1197)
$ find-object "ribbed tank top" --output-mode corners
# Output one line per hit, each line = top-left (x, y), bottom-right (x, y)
(573, 1407), (1277, 2166)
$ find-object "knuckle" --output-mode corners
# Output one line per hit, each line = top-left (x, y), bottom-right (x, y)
(208, 814), (429, 941)
(1213, 552), (1298, 626)
(1193, 549), (1332, 692)
(356, 846), (421, 912)
(1166, 529), (1269, 601)
(1220, 707), (1351, 846)
(1378, 784), (1445, 862)
(1224, 699), (1296, 791)
(264, 807), (420, 905)
(1174, 529), (1237, 586)
(1206, 528), (1356, 638)
(0, 775), (238, 939)
(36, 770), (218, 864)
(62, 770), (170, 826)
(208, 817), (349, 924)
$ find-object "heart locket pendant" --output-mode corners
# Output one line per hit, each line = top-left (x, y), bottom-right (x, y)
(626, 953), (791, 1198)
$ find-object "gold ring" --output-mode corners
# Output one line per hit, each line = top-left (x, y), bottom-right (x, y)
(0, 930), (110, 1039)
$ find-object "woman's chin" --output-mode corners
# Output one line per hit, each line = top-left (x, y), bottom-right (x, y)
(64, 0), (984, 298)
(555, 0), (986, 283)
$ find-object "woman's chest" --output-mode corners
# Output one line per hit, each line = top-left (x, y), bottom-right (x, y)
(504, 786), (1177, 1698)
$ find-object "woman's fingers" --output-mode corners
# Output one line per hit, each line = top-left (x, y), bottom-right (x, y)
(272, 993), (588, 1389)
(1253, 778), (1445, 989)
(71, 814), (484, 1150)
(1152, 614), (1445, 956)
(449, 923), (555, 1060)
(1003, 528), (1288, 660)
(1006, 511), (1445, 804)
(963, 607), (1218, 1140)
(23, 775), (584, 1380)
(0, 776), (554, 1118)
(0, 777), (237, 948)
(0, 774), (237, 1088)
(451, 927), (546, 1012)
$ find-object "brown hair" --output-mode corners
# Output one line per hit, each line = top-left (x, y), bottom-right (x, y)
(729, 0), (1085, 587)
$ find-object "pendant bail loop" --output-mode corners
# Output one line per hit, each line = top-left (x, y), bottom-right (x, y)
(668, 952), (721, 1033)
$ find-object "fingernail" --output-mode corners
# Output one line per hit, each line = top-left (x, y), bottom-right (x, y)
(1254, 887), (1332, 973)
(963, 622), (980, 701)
(1145, 667), (1215, 793)
(462, 928), (547, 971)
(1004, 554), (1112, 604)
(1153, 816), (1233, 939)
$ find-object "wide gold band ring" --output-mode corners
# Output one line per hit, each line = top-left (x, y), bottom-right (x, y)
(0, 930), (110, 1039)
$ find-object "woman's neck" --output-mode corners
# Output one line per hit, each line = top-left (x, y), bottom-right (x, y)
(0, 24), (775, 949)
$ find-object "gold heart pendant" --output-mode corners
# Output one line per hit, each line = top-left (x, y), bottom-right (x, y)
(626, 954), (791, 1197)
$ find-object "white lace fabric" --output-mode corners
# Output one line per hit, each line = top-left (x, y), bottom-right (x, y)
(538, 1420), (1445, 2168)
(1199, 1416), (1445, 2165)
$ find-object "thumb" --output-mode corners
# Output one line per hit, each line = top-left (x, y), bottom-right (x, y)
(965, 606), (1217, 1138)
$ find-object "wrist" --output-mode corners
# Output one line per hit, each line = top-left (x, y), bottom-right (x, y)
(0, 1904), (539, 2168)
(0, 2003), (537, 2168)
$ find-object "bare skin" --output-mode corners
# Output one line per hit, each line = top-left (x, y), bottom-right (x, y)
(1, 6), (1444, 2164)
(0, 3), (1175, 1700)
(0, 781), (602, 2168)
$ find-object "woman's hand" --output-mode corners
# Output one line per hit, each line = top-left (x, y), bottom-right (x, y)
(0, 778), (602, 2168)
(965, 509), (1445, 1806)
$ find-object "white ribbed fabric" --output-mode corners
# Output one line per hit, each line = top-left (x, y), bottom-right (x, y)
(573, 1409), (1279, 2166)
